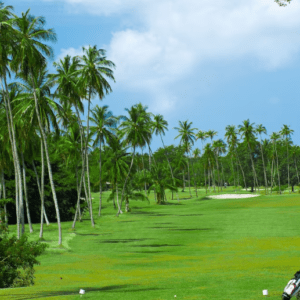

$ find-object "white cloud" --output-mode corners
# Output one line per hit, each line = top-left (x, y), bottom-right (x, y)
(56, 45), (90, 62)
(52, 0), (300, 109)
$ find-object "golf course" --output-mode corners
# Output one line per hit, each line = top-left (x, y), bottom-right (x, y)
(0, 188), (298, 299)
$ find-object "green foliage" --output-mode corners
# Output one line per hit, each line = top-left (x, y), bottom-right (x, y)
(0, 212), (48, 288)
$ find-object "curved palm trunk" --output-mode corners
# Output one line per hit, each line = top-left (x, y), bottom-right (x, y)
(230, 155), (236, 193)
(116, 182), (121, 212)
(31, 77), (62, 246)
(118, 147), (136, 216)
(270, 157), (274, 194)
(21, 153), (33, 233)
(141, 148), (147, 196)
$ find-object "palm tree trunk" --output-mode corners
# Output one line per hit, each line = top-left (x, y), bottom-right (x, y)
(31, 75), (62, 246)
(286, 139), (290, 193)
(75, 165), (81, 220)
(141, 148), (147, 196)
(32, 159), (50, 229)
(160, 134), (179, 201)
(275, 143), (281, 194)
(39, 141), (44, 238)
(259, 137), (268, 194)
(85, 91), (95, 227)
(21, 153), (33, 233)
(116, 182), (121, 212)
(187, 156), (192, 198)
(231, 156), (236, 193)
(118, 147), (136, 216)
(270, 158), (274, 194)
(98, 140), (102, 216)
(1, 170), (8, 224)
(235, 149), (247, 190)
(1, 77), (22, 239)
(294, 158), (300, 185)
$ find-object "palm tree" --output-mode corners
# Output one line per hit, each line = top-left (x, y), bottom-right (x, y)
(196, 130), (207, 190)
(291, 145), (300, 185)
(118, 104), (151, 214)
(238, 120), (259, 192)
(174, 120), (197, 198)
(280, 125), (294, 193)
(89, 105), (118, 216)
(152, 114), (179, 201)
(255, 124), (268, 194)
(76, 45), (115, 226)
(212, 139), (226, 192)
(203, 143), (215, 192)
(270, 132), (281, 194)
(192, 148), (201, 197)
(10, 11), (63, 244)
(224, 125), (246, 190)
(0, 4), (24, 239)
(102, 136), (129, 212)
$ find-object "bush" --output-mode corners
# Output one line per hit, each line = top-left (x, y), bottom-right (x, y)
(0, 211), (48, 289)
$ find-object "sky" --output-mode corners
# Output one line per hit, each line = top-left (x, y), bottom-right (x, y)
(11, 0), (300, 153)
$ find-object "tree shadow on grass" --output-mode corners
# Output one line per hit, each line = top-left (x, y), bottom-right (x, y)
(8, 285), (166, 299)
(100, 238), (153, 243)
(131, 211), (171, 216)
(168, 228), (211, 231)
(131, 244), (183, 247)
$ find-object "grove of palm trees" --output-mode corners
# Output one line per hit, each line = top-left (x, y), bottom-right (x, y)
(0, 2), (299, 299)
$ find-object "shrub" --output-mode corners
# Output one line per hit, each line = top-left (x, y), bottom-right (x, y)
(0, 211), (49, 289)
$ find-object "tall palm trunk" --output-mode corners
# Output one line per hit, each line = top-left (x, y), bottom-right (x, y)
(230, 156), (236, 193)
(160, 134), (179, 201)
(187, 155), (192, 198)
(294, 158), (300, 185)
(1, 170), (8, 224)
(98, 139), (102, 216)
(31, 75), (62, 246)
(141, 148), (147, 196)
(259, 137), (268, 194)
(116, 182), (121, 212)
(32, 159), (50, 229)
(118, 147), (136, 216)
(21, 153), (33, 233)
(274, 142), (281, 194)
(270, 157), (274, 194)
(1, 76), (23, 239)
(85, 92), (95, 227)
(235, 149), (247, 190)
(286, 139), (290, 193)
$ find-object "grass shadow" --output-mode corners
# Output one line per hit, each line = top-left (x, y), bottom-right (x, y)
(101, 238), (152, 243)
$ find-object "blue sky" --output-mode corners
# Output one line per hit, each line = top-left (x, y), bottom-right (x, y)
(12, 0), (300, 153)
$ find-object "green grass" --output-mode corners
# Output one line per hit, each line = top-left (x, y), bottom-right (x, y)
(0, 187), (299, 299)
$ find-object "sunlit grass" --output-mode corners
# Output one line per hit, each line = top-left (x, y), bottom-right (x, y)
(0, 186), (299, 299)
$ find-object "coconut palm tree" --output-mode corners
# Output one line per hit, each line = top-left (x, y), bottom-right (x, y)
(291, 145), (300, 185)
(118, 104), (151, 214)
(238, 120), (259, 192)
(212, 139), (226, 192)
(76, 45), (115, 226)
(280, 125), (294, 193)
(0, 4), (24, 239)
(152, 114), (179, 201)
(255, 124), (268, 194)
(224, 125), (246, 190)
(89, 105), (118, 216)
(192, 147), (201, 197)
(196, 130), (208, 190)
(10, 11), (63, 244)
(270, 132), (281, 194)
(174, 120), (197, 197)
(203, 143), (215, 192)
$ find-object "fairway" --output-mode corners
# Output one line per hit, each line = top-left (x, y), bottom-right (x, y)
(0, 189), (299, 299)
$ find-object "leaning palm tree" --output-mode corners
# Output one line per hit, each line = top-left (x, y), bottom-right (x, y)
(270, 132), (281, 194)
(10, 11), (63, 244)
(280, 125), (294, 193)
(76, 45), (115, 226)
(174, 120), (197, 198)
(255, 124), (268, 194)
(89, 105), (118, 216)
